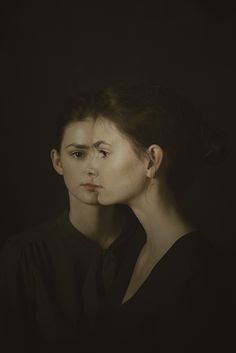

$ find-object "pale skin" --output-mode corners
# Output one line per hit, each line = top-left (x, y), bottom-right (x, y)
(90, 117), (195, 303)
(122, 187), (194, 303)
(51, 117), (194, 303)
(50, 119), (127, 249)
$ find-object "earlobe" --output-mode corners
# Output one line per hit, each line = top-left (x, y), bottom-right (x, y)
(50, 149), (64, 176)
(145, 145), (163, 178)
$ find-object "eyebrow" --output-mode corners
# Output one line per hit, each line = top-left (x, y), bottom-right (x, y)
(65, 144), (90, 149)
(93, 140), (112, 148)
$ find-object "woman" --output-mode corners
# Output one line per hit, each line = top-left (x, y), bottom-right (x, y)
(48, 84), (230, 352)
(0, 102), (146, 352)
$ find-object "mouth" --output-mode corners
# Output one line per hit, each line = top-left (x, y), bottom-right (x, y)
(80, 183), (103, 190)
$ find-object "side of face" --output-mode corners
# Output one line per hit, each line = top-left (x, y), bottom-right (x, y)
(51, 118), (102, 206)
(91, 118), (150, 206)
(51, 116), (163, 208)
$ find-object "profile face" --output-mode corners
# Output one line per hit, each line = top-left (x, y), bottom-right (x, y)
(51, 118), (104, 206)
(91, 117), (148, 206)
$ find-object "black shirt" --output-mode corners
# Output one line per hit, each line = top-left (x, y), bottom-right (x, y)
(0, 208), (145, 353)
(91, 232), (231, 353)
(0, 211), (232, 353)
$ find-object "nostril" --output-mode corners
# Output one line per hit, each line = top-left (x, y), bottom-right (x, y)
(87, 169), (96, 176)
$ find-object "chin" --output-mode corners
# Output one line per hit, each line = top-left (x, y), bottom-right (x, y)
(75, 192), (100, 205)
(83, 201), (100, 206)
(97, 195), (119, 206)
(81, 196), (100, 205)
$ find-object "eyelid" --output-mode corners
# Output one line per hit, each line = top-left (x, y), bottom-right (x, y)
(69, 148), (87, 152)
(98, 148), (110, 153)
(70, 150), (87, 159)
(97, 147), (111, 152)
(97, 149), (111, 158)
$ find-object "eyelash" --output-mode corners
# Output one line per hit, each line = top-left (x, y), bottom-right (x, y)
(98, 150), (110, 158)
(71, 151), (87, 159)
(70, 150), (110, 159)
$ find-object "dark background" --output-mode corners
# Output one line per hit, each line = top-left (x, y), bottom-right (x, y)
(1, 1), (236, 264)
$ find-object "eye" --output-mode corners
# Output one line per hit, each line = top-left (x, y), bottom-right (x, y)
(98, 150), (110, 158)
(71, 151), (87, 159)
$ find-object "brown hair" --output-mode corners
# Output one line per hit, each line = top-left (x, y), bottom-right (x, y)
(54, 83), (227, 193)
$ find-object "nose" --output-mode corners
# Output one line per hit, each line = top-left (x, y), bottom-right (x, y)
(85, 167), (98, 177)
(83, 151), (99, 177)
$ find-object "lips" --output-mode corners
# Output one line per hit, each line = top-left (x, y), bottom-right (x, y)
(80, 183), (103, 188)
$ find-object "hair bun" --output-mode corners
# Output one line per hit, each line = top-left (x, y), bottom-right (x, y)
(200, 122), (228, 165)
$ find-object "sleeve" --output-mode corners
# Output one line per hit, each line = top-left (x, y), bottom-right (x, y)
(0, 237), (38, 353)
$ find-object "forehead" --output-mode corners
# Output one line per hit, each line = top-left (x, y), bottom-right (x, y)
(61, 117), (136, 153)
(62, 118), (95, 145)
(93, 117), (127, 145)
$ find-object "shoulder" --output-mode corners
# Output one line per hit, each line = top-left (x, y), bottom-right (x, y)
(0, 214), (63, 268)
(176, 231), (219, 272)
(171, 231), (228, 306)
(159, 231), (224, 295)
(178, 232), (231, 346)
(3, 218), (57, 245)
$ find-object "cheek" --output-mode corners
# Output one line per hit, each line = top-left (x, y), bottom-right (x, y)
(61, 162), (83, 184)
(99, 160), (132, 182)
(101, 159), (146, 192)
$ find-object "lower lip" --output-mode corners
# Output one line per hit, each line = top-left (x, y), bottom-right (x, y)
(81, 185), (101, 191)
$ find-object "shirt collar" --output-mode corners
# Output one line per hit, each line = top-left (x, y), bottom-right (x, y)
(56, 206), (146, 254)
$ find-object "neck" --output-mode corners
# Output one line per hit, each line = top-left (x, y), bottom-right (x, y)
(69, 197), (125, 249)
(129, 182), (195, 260)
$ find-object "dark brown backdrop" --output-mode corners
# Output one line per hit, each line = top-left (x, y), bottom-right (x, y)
(1, 1), (236, 266)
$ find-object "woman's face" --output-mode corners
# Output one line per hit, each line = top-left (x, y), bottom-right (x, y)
(51, 118), (107, 206)
(91, 117), (148, 206)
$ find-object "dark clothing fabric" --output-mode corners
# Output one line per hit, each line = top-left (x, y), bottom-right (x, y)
(0, 209), (232, 353)
(90, 232), (232, 353)
(0, 209), (145, 353)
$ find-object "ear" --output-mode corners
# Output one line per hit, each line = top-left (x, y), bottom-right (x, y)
(50, 149), (64, 175)
(145, 144), (163, 178)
